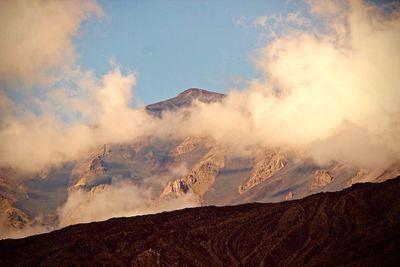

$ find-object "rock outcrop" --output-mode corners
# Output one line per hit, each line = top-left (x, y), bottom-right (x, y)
(161, 145), (225, 203)
(310, 170), (333, 191)
(239, 150), (287, 194)
(161, 179), (190, 197)
(175, 136), (208, 155)
(284, 191), (294, 200)
(0, 199), (29, 230)
(0, 174), (29, 235)
(69, 145), (108, 192)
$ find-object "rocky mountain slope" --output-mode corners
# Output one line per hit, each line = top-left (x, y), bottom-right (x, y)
(1, 176), (399, 266)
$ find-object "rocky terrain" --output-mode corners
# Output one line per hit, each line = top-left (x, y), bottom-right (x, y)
(1, 176), (399, 266)
(69, 145), (109, 192)
(1, 88), (400, 238)
(238, 150), (287, 194)
(310, 170), (334, 191)
(0, 170), (29, 232)
(161, 142), (225, 203)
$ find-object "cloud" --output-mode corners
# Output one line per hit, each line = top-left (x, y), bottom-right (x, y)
(254, 16), (268, 27)
(253, 11), (313, 40)
(254, 12), (311, 29)
(233, 15), (247, 26)
(58, 180), (198, 227)
(0, 0), (103, 85)
(0, 66), (155, 173)
(286, 11), (312, 27)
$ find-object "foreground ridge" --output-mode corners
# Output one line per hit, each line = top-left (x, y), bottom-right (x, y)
(1, 177), (400, 266)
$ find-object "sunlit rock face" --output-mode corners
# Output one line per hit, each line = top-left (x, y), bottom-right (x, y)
(161, 144), (225, 204)
(310, 170), (334, 191)
(161, 179), (190, 198)
(175, 136), (209, 156)
(285, 191), (294, 200)
(0, 200), (29, 230)
(0, 171), (31, 236)
(239, 150), (287, 194)
(69, 145), (108, 192)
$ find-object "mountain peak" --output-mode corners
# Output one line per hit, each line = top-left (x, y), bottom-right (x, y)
(177, 88), (223, 97)
(146, 88), (225, 117)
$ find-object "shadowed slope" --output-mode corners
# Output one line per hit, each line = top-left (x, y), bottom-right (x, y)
(1, 177), (400, 266)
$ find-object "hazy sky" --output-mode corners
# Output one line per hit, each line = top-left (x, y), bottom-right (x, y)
(76, 0), (309, 104)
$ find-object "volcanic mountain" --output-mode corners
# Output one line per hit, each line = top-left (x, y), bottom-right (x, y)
(1, 176), (399, 266)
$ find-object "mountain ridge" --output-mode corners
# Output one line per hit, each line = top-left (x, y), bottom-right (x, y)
(1, 176), (399, 266)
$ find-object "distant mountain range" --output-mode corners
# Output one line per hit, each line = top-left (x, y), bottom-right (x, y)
(1, 176), (399, 266)
(1, 88), (399, 239)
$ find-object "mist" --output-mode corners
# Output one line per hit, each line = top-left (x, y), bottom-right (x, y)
(58, 180), (198, 227)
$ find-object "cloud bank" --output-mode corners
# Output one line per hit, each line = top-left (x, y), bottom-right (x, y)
(58, 181), (197, 227)
(0, 66), (153, 173)
(0, 0), (103, 85)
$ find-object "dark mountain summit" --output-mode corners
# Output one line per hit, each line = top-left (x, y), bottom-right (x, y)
(1, 177), (399, 266)
(146, 88), (226, 117)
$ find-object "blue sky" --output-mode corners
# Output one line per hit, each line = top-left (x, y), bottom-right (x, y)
(76, 0), (309, 104)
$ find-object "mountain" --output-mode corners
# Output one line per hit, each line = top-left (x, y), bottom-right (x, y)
(1, 176), (399, 266)
(1, 88), (399, 238)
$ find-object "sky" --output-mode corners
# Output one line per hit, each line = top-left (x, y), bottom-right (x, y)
(75, 0), (309, 104)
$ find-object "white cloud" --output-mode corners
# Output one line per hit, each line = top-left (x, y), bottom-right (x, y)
(0, 0), (103, 85)
(233, 15), (247, 26)
(58, 180), (198, 227)
(254, 15), (268, 27)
